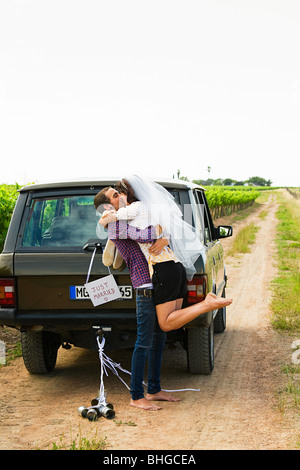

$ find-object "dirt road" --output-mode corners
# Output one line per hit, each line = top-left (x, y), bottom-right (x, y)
(0, 193), (298, 450)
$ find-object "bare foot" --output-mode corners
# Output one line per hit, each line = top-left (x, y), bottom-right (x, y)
(130, 398), (162, 411)
(204, 292), (233, 310)
(146, 391), (180, 402)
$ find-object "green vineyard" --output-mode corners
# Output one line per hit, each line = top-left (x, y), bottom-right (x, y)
(204, 186), (261, 219)
(0, 184), (20, 250)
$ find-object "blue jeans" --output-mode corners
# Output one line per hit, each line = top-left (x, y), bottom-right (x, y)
(130, 293), (166, 400)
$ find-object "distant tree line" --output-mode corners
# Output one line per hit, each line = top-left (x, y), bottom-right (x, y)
(194, 176), (272, 187)
(175, 171), (272, 187)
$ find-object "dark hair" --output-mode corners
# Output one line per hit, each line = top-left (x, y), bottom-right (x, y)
(94, 187), (111, 210)
(115, 179), (139, 204)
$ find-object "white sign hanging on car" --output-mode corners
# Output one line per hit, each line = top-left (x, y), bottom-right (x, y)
(84, 275), (121, 307)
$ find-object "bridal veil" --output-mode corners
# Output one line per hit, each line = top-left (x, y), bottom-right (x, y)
(124, 175), (204, 280)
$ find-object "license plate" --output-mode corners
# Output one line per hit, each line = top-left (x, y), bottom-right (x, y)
(70, 285), (133, 300)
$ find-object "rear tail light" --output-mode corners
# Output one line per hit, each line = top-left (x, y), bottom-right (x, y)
(187, 275), (207, 304)
(0, 279), (16, 307)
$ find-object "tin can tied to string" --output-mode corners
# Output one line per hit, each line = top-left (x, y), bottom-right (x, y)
(77, 329), (116, 421)
(77, 243), (117, 421)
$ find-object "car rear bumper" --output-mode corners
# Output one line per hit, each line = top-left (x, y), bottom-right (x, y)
(0, 308), (137, 328)
(0, 307), (213, 330)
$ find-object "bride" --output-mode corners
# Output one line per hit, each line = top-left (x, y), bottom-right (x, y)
(99, 175), (232, 331)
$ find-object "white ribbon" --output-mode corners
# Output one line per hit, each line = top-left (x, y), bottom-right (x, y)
(94, 336), (200, 405)
(86, 247), (111, 285)
(86, 247), (97, 284)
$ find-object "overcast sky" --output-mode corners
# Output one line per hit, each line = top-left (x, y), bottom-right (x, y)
(0, 0), (299, 187)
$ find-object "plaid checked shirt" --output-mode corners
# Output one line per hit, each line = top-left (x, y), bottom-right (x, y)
(107, 221), (157, 289)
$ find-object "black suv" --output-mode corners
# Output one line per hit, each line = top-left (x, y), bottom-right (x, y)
(0, 178), (232, 375)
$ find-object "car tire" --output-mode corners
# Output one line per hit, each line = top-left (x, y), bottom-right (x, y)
(187, 322), (214, 375)
(21, 331), (61, 374)
(214, 288), (227, 333)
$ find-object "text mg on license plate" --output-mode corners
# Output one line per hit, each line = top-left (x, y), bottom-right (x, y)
(69, 285), (133, 300)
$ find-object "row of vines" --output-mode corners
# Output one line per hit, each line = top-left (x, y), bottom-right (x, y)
(286, 187), (300, 199)
(0, 184), (20, 251)
(204, 186), (261, 219)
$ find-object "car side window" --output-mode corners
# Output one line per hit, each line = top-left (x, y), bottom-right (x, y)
(194, 190), (213, 244)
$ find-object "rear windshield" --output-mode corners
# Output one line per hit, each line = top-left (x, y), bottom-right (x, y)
(17, 187), (183, 251)
(20, 194), (107, 250)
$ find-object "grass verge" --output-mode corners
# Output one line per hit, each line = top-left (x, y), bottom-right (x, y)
(271, 192), (300, 332)
(49, 425), (108, 450)
(227, 222), (259, 257)
(271, 190), (300, 446)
